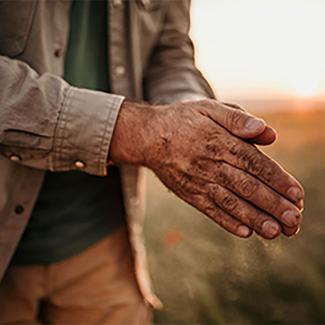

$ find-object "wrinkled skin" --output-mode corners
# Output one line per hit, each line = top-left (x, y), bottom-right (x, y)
(110, 99), (304, 239)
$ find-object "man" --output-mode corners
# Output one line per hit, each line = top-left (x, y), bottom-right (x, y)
(0, 0), (304, 323)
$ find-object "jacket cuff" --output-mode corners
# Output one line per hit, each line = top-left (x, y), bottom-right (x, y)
(52, 86), (124, 176)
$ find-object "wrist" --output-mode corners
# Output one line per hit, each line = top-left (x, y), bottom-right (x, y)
(109, 100), (157, 166)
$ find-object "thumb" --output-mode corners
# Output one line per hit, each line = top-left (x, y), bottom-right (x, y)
(203, 100), (267, 139)
(249, 126), (277, 146)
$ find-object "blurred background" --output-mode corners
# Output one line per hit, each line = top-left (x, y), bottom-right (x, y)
(144, 0), (325, 323)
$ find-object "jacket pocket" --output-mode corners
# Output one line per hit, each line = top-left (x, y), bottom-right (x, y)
(0, 0), (37, 57)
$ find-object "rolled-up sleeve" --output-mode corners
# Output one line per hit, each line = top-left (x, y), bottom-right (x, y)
(0, 55), (124, 176)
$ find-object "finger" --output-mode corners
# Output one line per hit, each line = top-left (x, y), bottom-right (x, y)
(200, 99), (267, 139)
(188, 194), (253, 238)
(223, 135), (305, 206)
(209, 184), (281, 239)
(249, 126), (277, 146)
(221, 102), (277, 145)
(282, 224), (300, 237)
(215, 163), (303, 228)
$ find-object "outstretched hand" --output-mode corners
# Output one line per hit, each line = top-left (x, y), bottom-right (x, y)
(110, 99), (304, 239)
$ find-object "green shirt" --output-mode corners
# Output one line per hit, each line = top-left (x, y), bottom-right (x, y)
(12, 0), (125, 265)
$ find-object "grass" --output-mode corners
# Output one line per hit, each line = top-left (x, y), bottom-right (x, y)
(144, 106), (325, 324)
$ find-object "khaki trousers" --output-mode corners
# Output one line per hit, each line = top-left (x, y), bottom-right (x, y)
(0, 226), (152, 325)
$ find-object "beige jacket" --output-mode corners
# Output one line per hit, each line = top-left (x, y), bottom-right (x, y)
(0, 0), (214, 308)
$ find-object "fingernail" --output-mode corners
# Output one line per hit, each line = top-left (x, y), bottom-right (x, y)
(287, 186), (303, 202)
(245, 117), (265, 132)
(238, 225), (251, 237)
(297, 199), (304, 211)
(262, 221), (280, 238)
(282, 210), (301, 227)
(294, 226), (301, 235)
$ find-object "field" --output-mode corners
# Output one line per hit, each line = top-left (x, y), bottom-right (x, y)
(144, 102), (325, 324)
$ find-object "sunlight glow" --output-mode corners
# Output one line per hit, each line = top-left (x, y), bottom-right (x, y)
(291, 76), (321, 99)
(191, 0), (325, 101)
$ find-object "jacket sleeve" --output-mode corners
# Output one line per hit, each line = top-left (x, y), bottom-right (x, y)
(143, 0), (216, 104)
(0, 55), (124, 176)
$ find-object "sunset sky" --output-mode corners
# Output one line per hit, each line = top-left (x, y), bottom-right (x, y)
(190, 0), (325, 102)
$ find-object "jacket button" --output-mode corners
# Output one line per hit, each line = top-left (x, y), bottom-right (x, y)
(142, 0), (151, 6)
(112, 0), (123, 7)
(15, 205), (24, 215)
(54, 48), (62, 58)
(74, 160), (86, 169)
(114, 65), (126, 77)
(9, 154), (21, 162)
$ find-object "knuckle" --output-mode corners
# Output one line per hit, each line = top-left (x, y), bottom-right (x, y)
(244, 152), (264, 175)
(249, 213), (265, 229)
(237, 178), (258, 198)
(259, 160), (276, 182)
(172, 171), (199, 197)
(218, 172), (232, 187)
(226, 109), (244, 130)
(216, 162), (232, 186)
(200, 98), (215, 108)
(220, 193), (238, 212)
(268, 195), (282, 214)
(229, 142), (242, 156)
(205, 137), (224, 158)
(229, 143), (268, 177)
